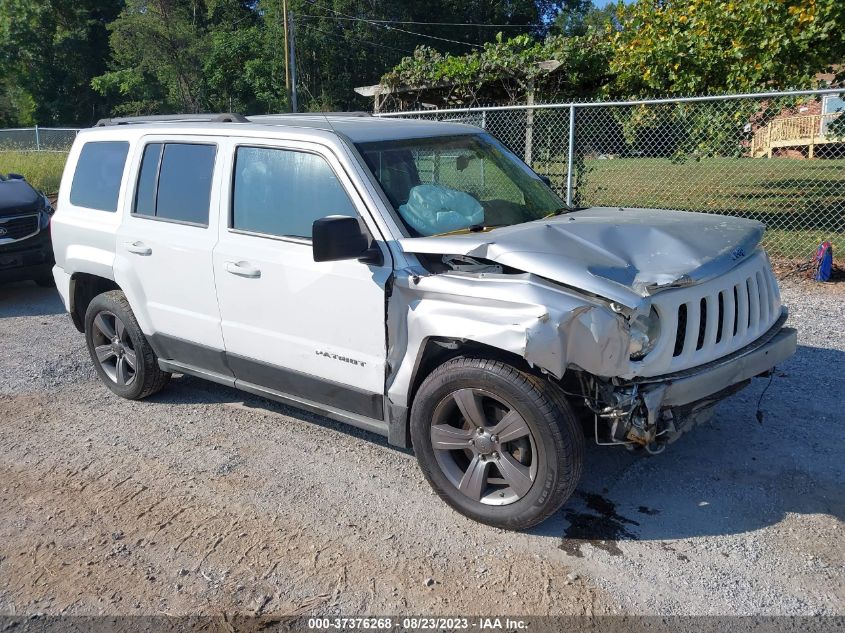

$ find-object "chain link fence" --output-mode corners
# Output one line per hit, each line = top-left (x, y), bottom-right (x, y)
(0, 127), (79, 151)
(381, 89), (845, 262)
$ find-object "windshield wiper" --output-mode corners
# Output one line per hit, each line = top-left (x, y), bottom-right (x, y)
(542, 205), (588, 219)
(542, 207), (572, 219)
(433, 223), (508, 237)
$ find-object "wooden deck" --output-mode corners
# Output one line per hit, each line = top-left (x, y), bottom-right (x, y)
(751, 112), (843, 158)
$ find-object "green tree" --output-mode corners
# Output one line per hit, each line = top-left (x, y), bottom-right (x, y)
(93, 0), (288, 116)
(598, 0), (845, 162)
(93, 0), (213, 115)
(290, 0), (548, 111)
(91, 0), (550, 115)
(551, 0), (595, 36)
(609, 0), (845, 97)
(0, 0), (121, 125)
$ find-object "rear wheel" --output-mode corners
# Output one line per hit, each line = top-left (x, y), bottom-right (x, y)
(84, 290), (170, 400)
(410, 357), (583, 530)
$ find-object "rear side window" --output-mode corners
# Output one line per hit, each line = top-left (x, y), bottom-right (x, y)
(133, 142), (216, 226)
(70, 141), (129, 212)
(232, 146), (356, 239)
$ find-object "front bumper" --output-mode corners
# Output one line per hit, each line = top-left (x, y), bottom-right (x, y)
(0, 227), (54, 283)
(658, 326), (796, 407)
(604, 318), (797, 447)
(634, 316), (797, 409)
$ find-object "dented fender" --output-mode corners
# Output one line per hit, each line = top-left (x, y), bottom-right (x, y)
(385, 269), (633, 409)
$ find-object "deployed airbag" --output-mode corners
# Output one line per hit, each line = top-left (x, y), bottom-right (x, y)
(398, 184), (484, 235)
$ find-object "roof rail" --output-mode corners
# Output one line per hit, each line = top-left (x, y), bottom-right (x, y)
(95, 113), (249, 126)
(250, 112), (372, 119)
(313, 112), (372, 117)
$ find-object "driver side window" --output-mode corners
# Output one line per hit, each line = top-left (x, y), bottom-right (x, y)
(231, 146), (356, 239)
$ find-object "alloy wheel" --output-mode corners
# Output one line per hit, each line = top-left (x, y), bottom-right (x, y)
(91, 310), (137, 387)
(430, 388), (537, 506)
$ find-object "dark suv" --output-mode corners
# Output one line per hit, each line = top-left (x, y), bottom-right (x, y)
(0, 174), (55, 286)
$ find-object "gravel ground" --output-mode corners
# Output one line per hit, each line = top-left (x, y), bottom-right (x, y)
(0, 278), (842, 617)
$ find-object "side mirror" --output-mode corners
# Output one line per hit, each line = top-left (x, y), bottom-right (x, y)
(538, 174), (552, 187)
(312, 216), (382, 265)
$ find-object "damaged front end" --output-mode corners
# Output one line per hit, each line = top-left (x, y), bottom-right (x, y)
(385, 246), (797, 453)
(576, 313), (796, 453)
(580, 378), (734, 454)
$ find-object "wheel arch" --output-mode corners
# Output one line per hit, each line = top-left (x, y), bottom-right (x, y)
(409, 338), (540, 405)
(69, 272), (121, 332)
(387, 337), (551, 450)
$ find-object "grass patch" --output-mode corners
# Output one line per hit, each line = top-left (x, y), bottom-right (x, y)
(537, 156), (845, 260)
(0, 151), (68, 194)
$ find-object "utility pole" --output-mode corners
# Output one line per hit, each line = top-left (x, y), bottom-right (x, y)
(289, 10), (298, 113)
(282, 0), (291, 110)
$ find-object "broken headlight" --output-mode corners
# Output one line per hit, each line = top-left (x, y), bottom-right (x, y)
(628, 306), (660, 360)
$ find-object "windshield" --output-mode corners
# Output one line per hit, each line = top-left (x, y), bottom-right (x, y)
(356, 133), (564, 237)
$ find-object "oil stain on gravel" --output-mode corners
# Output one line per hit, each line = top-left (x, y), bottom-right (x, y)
(559, 492), (641, 558)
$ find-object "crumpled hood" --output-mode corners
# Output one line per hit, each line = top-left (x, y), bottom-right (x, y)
(398, 206), (765, 308)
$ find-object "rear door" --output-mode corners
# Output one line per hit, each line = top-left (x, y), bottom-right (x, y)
(212, 138), (391, 419)
(115, 136), (230, 375)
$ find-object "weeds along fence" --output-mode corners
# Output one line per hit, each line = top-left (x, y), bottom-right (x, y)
(0, 128), (78, 193)
(380, 89), (845, 261)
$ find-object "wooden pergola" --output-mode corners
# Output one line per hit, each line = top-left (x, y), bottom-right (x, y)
(354, 60), (564, 114)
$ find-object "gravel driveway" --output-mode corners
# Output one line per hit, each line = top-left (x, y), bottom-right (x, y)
(0, 279), (842, 617)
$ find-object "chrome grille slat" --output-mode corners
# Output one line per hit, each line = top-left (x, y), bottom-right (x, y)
(747, 275), (761, 337)
(720, 288), (736, 352)
(703, 294), (719, 349)
(735, 282), (749, 340)
(680, 299), (700, 361)
(757, 270), (770, 325)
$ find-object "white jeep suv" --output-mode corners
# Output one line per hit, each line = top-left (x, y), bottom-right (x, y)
(51, 113), (797, 529)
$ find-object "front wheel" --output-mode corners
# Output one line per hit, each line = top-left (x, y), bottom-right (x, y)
(84, 290), (171, 400)
(410, 357), (583, 530)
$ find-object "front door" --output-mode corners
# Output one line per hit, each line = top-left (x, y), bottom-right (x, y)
(212, 139), (391, 420)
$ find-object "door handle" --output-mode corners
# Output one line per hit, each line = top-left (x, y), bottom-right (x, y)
(125, 241), (152, 256)
(225, 260), (261, 278)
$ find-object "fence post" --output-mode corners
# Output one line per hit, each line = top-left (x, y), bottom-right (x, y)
(34, 125), (41, 151)
(565, 104), (576, 207)
(524, 86), (534, 165)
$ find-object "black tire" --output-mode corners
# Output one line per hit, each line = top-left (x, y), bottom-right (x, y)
(410, 357), (584, 530)
(84, 290), (171, 400)
(34, 274), (55, 288)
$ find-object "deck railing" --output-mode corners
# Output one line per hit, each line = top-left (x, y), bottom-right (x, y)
(752, 112), (843, 157)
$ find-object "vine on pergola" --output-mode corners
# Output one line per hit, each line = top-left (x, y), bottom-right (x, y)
(377, 33), (613, 110)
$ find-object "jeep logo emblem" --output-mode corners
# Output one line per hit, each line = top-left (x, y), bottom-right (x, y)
(0, 227), (7, 236)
